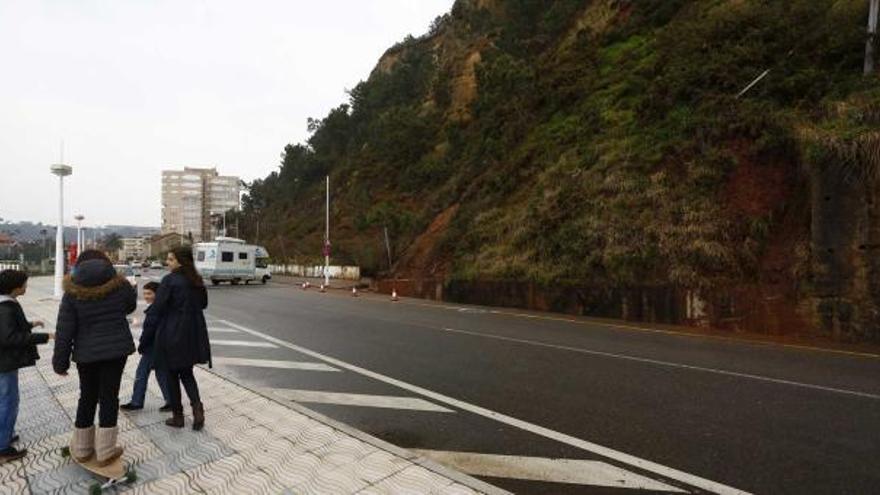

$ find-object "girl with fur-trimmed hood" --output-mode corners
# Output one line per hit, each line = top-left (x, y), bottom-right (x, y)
(53, 250), (136, 467)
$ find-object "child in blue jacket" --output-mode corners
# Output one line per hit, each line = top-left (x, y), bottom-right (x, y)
(120, 282), (170, 411)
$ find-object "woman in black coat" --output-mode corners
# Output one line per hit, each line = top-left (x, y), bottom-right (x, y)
(53, 250), (136, 466)
(151, 246), (211, 430)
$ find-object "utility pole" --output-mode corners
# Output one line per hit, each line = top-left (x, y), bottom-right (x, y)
(324, 175), (330, 288)
(383, 226), (393, 270)
(867, 0), (879, 75)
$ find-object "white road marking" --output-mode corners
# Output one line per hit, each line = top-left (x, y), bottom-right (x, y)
(208, 327), (240, 333)
(211, 339), (278, 349)
(266, 389), (454, 412)
(441, 327), (880, 400)
(216, 319), (749, 495)
(212, 356), (338, 372)
(412, 450), (685, 492)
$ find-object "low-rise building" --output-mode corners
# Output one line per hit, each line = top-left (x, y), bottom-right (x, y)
(146, 232), (187, 260)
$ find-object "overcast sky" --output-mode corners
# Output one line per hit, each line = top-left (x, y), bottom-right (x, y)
(0, 0), (453, 228)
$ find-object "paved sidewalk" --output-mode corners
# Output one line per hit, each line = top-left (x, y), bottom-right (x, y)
(0, 288), (505, 494)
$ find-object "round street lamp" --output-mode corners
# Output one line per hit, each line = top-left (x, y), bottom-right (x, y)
(50, 164), (72, 299)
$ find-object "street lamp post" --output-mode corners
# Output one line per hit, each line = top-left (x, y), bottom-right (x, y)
(324, 175), (330, 288)
(51, 164), (72, 299)
(74, 214), (84, 254)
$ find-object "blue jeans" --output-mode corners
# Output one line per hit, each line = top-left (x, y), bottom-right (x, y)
(0, 370), (19, 451)
(130, 350), (170, 407)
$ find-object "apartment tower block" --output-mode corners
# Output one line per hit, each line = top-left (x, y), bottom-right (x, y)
(161, 167), (240, 242)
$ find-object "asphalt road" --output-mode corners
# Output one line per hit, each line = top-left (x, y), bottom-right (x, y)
(139, 271), (879, 494)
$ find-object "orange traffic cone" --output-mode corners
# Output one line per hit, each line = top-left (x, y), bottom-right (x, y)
(352, 287), (359, 297)
(391, 289), (399, 302)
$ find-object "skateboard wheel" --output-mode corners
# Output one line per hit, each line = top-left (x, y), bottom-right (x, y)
(125, 470), (138, 483)
(60, 447), (70, 458)
(89, 483), (101, 495)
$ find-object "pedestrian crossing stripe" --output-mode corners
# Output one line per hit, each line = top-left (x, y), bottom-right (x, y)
(264, 388), (454, 413)
(212, 356), (338, 372)
(211, 339), (278, 348)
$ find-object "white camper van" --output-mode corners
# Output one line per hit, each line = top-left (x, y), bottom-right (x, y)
(193, 237), (272, 285)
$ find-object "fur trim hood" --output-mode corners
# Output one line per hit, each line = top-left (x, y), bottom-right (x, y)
(63, 274), (130, 300)
(63, 259), (130, 300)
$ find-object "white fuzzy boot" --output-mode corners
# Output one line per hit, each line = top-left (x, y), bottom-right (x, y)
(69, 426), (95, 462)
(94, 427), (123, 466)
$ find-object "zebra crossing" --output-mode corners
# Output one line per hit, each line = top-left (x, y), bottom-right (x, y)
(194, 320), (713, 494)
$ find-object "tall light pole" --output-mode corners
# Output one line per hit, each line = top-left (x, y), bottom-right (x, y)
(868, 0), (879, 75)
(51, 164), (73, 299)
(74, 214), (84, 254)
(324, 175), (330, 288)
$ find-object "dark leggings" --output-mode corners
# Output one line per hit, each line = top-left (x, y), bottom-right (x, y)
(166, 367), (201, 409)
(75, 357), (127, 428)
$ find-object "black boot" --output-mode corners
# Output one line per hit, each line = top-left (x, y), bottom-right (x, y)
(165, 408), (184, 428)
(192, 402), (204, 431)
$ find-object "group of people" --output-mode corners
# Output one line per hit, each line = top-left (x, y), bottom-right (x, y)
(0, 246), (211, 466)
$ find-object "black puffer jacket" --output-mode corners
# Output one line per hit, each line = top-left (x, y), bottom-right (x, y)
(53, 259), (136, 373)
(0, 298), (50, 373)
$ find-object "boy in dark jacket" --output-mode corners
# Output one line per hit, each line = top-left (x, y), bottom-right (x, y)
(120, 282), (171, 411)
(0, 270), (52, 463)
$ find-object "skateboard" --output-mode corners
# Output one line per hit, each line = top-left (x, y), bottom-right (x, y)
(60, 447), (137, 494)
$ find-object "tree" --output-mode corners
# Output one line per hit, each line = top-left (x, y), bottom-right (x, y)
(101, 233), (122, 252)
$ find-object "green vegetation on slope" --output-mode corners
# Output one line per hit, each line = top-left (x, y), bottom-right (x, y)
(241, 0), (880, 338)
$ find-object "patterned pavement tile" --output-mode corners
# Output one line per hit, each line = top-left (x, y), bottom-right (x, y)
(346, 450), (413, 486)
(204, 467), (285, 495)
(186, 454), (248, 493)
(127, 472), (202, 495)
(287, 460), (371, 495)
(365, 465), (456, 494)
(284, 423), (345, 453)
(261, 452), (330, 492)
(167, 439), (234, 472)
(0, 462), (26, 486)
(236, 437), (296, 470)
(222, 424), (275, 452)
(27, 463), (91, 494)
(118, 428), (162, 465)
(309, 436), (378, 469)
(0, 476), (28, 495)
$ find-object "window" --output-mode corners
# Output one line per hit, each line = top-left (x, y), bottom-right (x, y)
(197, 251), (205, 262)
(238, 252), (248, 260)
(221, 252), (234, 262)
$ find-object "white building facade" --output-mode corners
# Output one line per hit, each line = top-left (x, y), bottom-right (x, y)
(118, 237), (147, 262)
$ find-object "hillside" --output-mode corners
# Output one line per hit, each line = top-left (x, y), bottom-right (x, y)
(240, 0), (880, 341)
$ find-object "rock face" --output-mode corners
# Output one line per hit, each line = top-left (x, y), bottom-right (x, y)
(244, 0), (880, 341)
